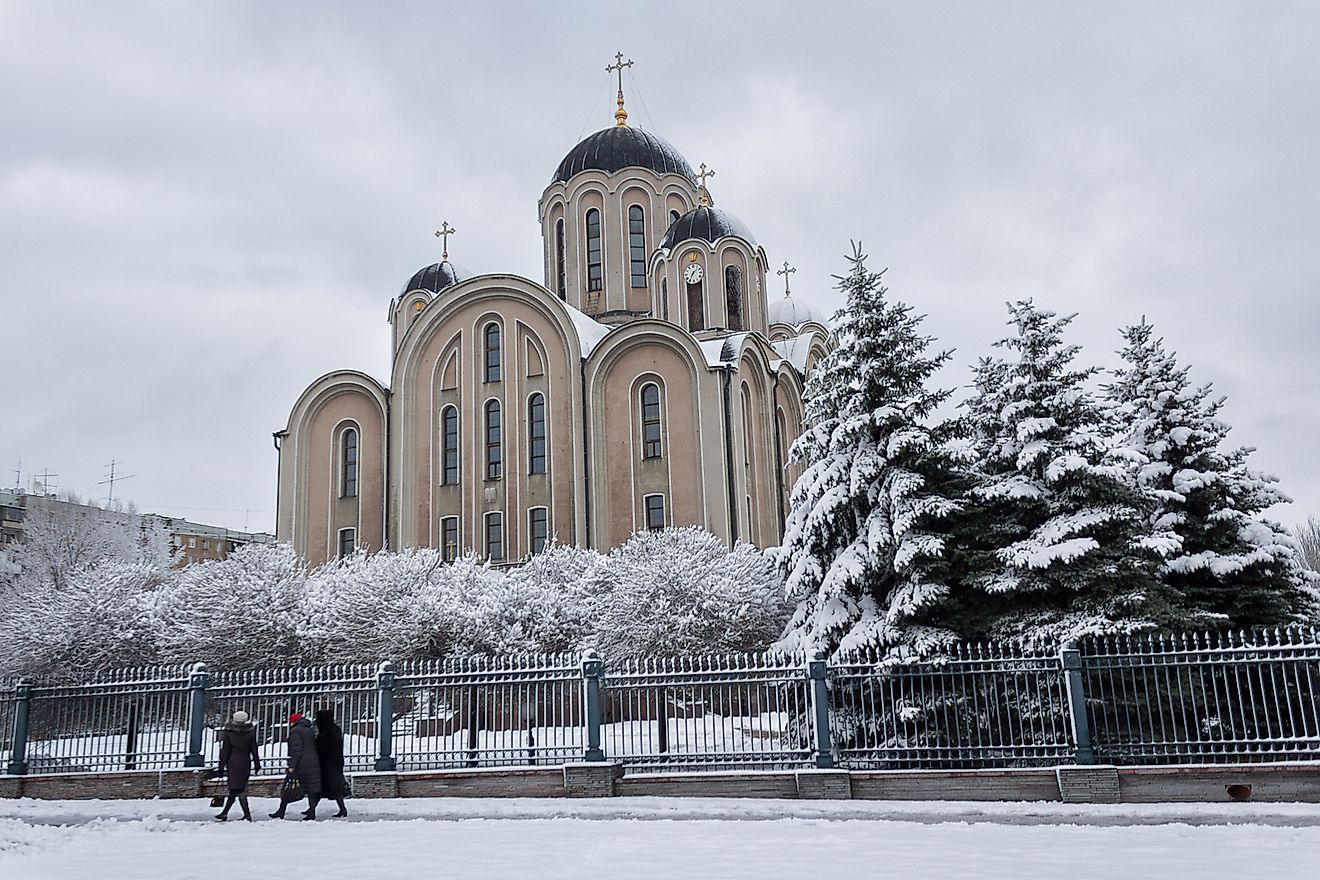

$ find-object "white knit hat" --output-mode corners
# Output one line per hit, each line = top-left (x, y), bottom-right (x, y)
(232, 710), (249, 723)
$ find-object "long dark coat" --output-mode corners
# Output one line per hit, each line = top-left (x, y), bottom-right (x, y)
(314, 709), (348, 799)
(286, 717), (322, 796)
(218, 722), (261, 793)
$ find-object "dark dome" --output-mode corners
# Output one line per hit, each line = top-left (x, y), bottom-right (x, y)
(552, 127), (695, 184)
(402, 260), (472, 295)
(660, 205), (757, 250)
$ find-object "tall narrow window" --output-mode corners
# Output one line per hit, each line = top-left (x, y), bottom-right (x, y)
(725, 266), (743, 331)
(485, 512), (504, 561)
(585, 208), (603, 292)
(661, 277), (669, 321)
(338, 528), (356, 558)
(628, 205), (647, 287)
(442, 517), (459, 562)
(528, 393), (547, 474)
(555, 218), (566, 299)
(341, 429), (358, 498)
(529, 507), (548, 555)
(484, 323), (501, 382)
(687, 281), (705, 331)
(485, 400), (502, 480)
(644, 494), (666, 531)
(441, 406), (459, 486)
(641, 383), (663, 459)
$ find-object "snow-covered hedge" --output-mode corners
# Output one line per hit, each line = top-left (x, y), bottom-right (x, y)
(0, 519), (789, 680)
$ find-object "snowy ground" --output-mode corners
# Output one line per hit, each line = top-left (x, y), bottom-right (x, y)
(3, 797), (1318, 879)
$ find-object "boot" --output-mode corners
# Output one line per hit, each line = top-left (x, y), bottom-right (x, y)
(332, 798), (348, 818)
(301, 795), (320, 821)
(216, 795), (236, 821)
(239, 797), (252, 821)
(269, 798), (287, 819)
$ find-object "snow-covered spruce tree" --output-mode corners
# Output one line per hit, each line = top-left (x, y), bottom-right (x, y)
(1106, 320), (1317, 626)
(595, 527), (788, 660)
(957, 301), (1177, 644)
(775, 244), (965, 658)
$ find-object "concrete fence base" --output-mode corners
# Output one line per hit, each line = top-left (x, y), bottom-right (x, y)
(1, 763), (1316, 803)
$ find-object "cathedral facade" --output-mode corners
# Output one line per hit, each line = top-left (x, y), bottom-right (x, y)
(275, 82), (829, 565)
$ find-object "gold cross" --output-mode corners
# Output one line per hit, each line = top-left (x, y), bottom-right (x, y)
(695, 163), (716, 188)
(606, 52), (634, 92)
(434, 221), (457, 260)
(777, 261), (796, 295)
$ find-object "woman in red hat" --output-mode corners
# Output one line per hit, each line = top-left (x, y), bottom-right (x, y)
(269, 712), (323, 819)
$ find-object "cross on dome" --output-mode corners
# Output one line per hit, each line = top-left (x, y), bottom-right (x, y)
(434, 221), (457, 260)
(777, 261), (796, 296)
(606, 52), (634, 128)
(695, 163), (716, 206)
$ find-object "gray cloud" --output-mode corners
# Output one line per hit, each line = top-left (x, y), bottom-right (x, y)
(2, 0), (1317, 530)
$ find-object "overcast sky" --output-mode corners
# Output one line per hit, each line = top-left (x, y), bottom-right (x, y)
(2, 1), (1318, 534)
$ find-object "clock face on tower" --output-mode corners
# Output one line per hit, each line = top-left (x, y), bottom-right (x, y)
(683, 262), (704, 284)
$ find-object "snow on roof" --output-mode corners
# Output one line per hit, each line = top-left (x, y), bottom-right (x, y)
(698, 338), (729, 367)
(562, 303), (613, 357)
(771, 334), (814, 374)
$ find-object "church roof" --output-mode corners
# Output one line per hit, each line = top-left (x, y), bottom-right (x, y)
(660, 205), (756, 250)
(402, 260), (472, 296)
(552, 127), (696, 184)
(768, 291), (827, 328)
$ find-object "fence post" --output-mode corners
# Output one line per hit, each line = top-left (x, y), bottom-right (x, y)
(582, 650), (605, 762)
(808, 650), (834, 769)
(374, 661), (397, 772)
(184, 662), (209, 768)
(1061, 648), (1096, 765)
(6, 679), (32, 776)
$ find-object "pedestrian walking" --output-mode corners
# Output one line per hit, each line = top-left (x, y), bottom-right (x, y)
(269, 712), (323, 820)
(315, 709), (349, 818)
(215, 710), (261, 821)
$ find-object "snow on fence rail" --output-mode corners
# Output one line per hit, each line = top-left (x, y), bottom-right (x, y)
(2, 628), (1318, 778)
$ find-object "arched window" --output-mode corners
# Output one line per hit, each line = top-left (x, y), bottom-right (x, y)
(528, 393), (546, 474)
(585, 208), (603, 292)
(644, 494), (666, 531)
(485, 512), (504, 561)
(529, 507), (549, 555)
(661, 276), (669, 322)
(641, 383), (663, 459)
(441, 406), (459, 486)
(338, 528), (356, 558)
(484, 323), (501, 383)
(725, 266), (743, 331)
(341, 428), (358, 498)
(555, 218), (566, 300)
(442, 517), (459, 562)
(485, 400), (502, 480)
(687, 280), (705, 331)
(628, 205), (647, 288)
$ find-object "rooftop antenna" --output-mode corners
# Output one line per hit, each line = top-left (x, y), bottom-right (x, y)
(33, 467), (58, 496)
(777, 261), (797, 296)
(98, 459), (135, 504)
(12, 457), (20, 490)
(434, 221), (457, 261)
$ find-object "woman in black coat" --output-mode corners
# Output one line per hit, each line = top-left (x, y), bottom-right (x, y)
(215, 710), (261, 821)
(315, 708), (349, 818)
(270, 712), (322, 819)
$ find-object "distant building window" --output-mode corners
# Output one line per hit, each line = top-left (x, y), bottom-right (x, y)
(528, 393), (547, 474)
(641, 383), (663, 459)
(338, 528), (355, 558)
(644, 494), (665, 531)
(342, 428), (359, 498)
(687, 281), (704, 331)
(441, 406), (459, 485)
(203, 540), (210, 551)
(188, 537), (196, 549)
(555, 218), (566, 300)
(442, 516), (459, 562)
(485, 399), (503, 480)
(585, 208), (603, 293)
(484, 323), (502, 383)
(529, 507), (548, 555)
(485, 512), (504, 561)
(725, 266), (743, 331)
(628, 205), (647, 287)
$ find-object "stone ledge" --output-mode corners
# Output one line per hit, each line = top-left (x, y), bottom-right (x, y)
(795, 770), (852, 800)
(1057, 765), (1121, 803)
(563, 762), (623, 797)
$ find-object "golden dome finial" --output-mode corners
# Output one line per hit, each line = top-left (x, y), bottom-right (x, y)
(606, 51), (634, 128)
(695, 163), (716, 206)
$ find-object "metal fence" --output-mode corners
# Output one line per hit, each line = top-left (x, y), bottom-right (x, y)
(2, 627), (1319, 777)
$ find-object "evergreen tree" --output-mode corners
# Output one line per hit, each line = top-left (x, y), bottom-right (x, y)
(1106, 320), (1317, 626)
(776, 244), (964, 658)
(958, 300), (1171, 644)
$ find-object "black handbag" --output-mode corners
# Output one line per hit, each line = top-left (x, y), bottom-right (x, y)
(279, 774), (306, 804)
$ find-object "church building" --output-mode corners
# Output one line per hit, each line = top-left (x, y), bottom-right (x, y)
(275, 61), (829, 565)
